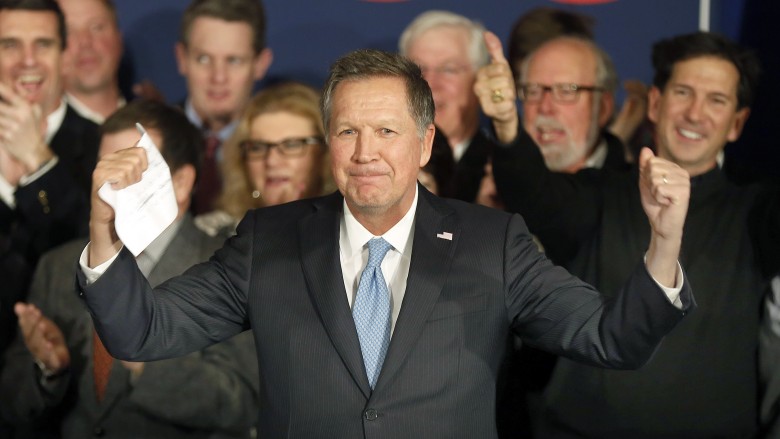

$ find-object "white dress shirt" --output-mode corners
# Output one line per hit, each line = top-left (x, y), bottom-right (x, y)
(340, 187), (418, 334)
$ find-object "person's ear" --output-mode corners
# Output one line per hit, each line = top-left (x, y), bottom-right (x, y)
(727, 107), (750, 142)
(252, 48), (274, 81)
(171, 164), (196, 207)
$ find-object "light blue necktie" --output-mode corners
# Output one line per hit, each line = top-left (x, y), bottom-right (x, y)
(353, 237), (393, 389)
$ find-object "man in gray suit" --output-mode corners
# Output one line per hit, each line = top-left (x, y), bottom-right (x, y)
(0, 100), (259, 438)
(79, 49), (693, 438)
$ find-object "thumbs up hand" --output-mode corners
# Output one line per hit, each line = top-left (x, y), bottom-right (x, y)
(474, 31), (518, 144)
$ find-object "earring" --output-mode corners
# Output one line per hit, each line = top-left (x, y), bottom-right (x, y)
(252, 190), (261, 199)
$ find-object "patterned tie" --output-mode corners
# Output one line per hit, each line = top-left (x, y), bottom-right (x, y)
(92, 329), (113, 402)
(193, 133), (221, 214)
(352, 237), (393, 389)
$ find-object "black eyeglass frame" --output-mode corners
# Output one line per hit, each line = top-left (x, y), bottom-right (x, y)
(518, 82), (606, 104)
(240, 136), (324, 159)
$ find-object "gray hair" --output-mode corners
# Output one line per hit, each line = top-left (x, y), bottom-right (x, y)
(520, 36), (618, 94)
(398, 10), (489, 71)
(320, 49), (435, 140)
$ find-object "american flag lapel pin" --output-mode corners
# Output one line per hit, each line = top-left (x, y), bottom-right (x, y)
(436, 232), (453, 241)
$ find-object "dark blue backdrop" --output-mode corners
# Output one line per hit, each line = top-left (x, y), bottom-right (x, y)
(115, 0), (708, 103)
(113, 0), (777, 181)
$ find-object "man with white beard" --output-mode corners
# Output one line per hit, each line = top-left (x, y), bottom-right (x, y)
(518, 36), (628, 173)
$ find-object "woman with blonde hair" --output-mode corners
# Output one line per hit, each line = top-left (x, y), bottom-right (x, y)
(196, 82), (333, 236)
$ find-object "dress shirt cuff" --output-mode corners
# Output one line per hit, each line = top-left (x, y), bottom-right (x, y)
(18, 156), (59, 186)
(644, 254), (684, 309)
(767, 277), (780, 337)
(79, 243), (123, 284)
(0, 174), (14, 208)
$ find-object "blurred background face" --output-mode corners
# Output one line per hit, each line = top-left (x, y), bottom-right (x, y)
(406, 25), (478, 141)
(0, 10), (63, 115)
(59, 0), (122, 95)
(522, 39), (604, 172)
(176, 16), (268, 129)
(245, 111), (322, 206)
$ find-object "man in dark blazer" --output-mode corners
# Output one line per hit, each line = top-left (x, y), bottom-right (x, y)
(1, 101), (259, 438)
(78, 49), (693, 438)
(0, 0), (97, 405)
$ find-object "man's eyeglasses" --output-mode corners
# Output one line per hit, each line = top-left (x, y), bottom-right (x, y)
(518, 83), (605, 104)
(240, 136), (323, 160)
(418, 63), (471, 78)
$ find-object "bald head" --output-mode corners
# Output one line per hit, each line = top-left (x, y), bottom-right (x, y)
(519, 37), (616, 172)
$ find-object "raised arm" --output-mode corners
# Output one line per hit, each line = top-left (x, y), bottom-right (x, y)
(637, 147), (690, 287)
(474, 31), (519, 145)
(87, 146), (148, 266)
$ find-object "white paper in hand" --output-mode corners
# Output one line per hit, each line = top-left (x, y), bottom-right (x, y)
(97, 123), (177, 256)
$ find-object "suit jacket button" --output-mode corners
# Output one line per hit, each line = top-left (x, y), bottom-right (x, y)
(364, 409), (378, 421)
(93, 426), (105, 436)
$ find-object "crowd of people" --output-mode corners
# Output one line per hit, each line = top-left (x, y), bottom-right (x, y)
(0, 0), (777, 438)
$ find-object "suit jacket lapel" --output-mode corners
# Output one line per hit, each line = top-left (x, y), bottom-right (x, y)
(299, 192), (372, 398)
(374, 187), (459, 393)
(147, 216), (206, 287)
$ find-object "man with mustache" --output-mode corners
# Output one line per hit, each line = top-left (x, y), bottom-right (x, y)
(518, 36), (628, 174)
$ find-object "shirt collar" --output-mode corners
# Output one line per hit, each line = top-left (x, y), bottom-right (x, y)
(184, 99), (238, 142)
(45, 99), (68, 144)
(584, 138), (608, 169)
(64, 93), (125, 124)
(341, 185), (418, 259)
(141, 215), (185, 268)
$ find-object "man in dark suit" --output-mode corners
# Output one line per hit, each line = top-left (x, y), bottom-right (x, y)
(79, 49), (693, 438)
(1, 100), (259, 438)
(0, 0), (98, 387)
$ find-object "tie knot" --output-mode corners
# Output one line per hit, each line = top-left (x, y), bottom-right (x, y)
(205, 134), (220, 157)
(366, 238), (392, 268)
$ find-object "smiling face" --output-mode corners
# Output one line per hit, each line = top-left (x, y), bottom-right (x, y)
(0, 9), (63, 115)
(59, 0), (123, 95)
(175, 16), (270, 130)
(649, 56), (749, 176)
(521, 38), (612, 172)
(245, 111), (323, 206)
(329, 76), (433, 232)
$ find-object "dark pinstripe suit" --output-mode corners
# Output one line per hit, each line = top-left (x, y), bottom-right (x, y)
(79, 186), (693, 439)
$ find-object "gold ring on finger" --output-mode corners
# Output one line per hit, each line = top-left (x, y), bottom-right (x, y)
(491, 89), (504, 103)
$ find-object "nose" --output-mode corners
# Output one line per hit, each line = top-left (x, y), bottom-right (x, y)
(21, 44), (38, 68)
(537, 88), (556, 115)
(264, 144), (286, 166)
(70, 28), (93, 50)
(210, 60), (227, 84)
(352, 132), (377, 163)
(684, 96), (705, 123)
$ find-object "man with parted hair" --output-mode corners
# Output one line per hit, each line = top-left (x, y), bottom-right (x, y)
(176, 0), (273, 214)
(75, 47), (692, 438)
(0, 0), (98, 399)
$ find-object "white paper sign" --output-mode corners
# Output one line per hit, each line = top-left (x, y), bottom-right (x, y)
(97, 123), (177, 256)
